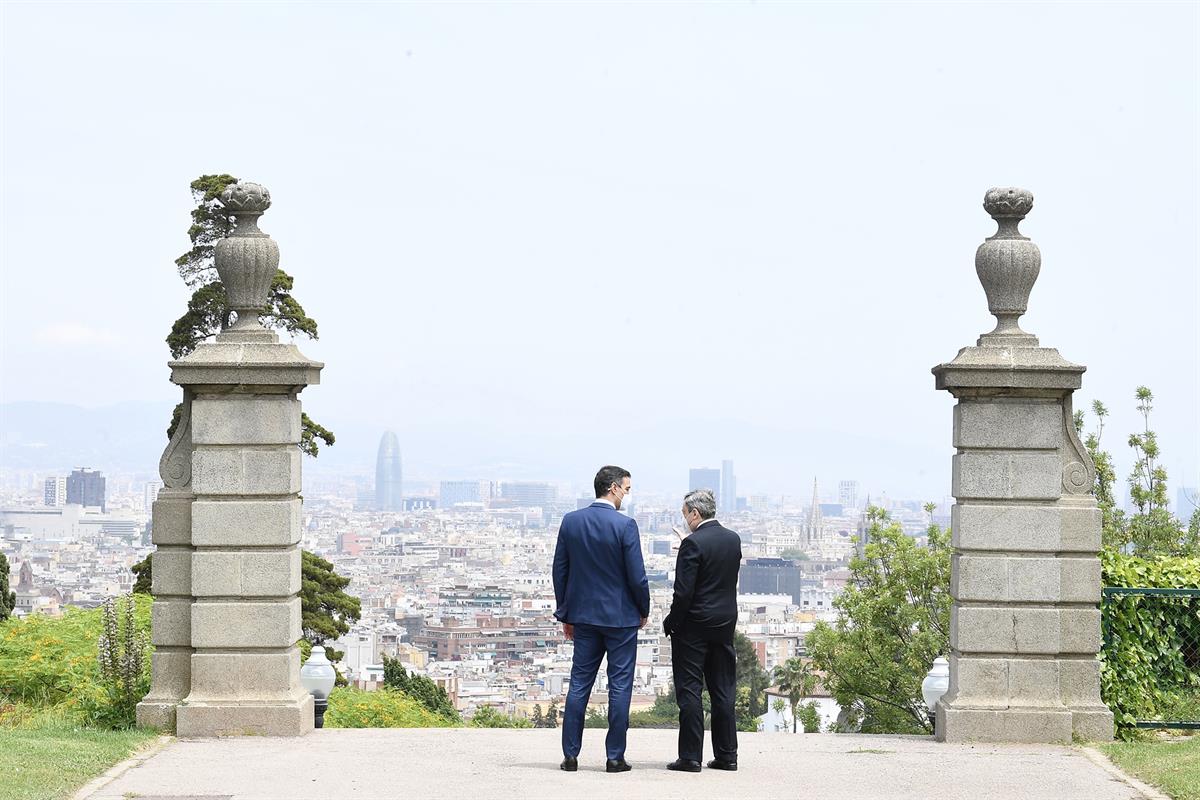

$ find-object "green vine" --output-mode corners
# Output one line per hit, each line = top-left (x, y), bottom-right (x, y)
(1100, 549), (1200, 739)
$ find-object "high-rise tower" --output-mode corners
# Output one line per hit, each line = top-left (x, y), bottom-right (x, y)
(720, 460), (736, 515)
(375, 431), (403, 511)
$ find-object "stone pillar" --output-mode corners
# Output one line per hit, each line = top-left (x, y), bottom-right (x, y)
(151, 181), (322, 737)
(932, 188), (1113, 743)
(135, 396), (195, 729)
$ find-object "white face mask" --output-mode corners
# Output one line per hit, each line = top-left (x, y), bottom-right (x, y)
(682, 513), (694, 531)
(619, 489), (632, 508)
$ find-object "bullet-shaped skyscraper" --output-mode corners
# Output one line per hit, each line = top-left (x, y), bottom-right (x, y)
(375, 431), (403, 511)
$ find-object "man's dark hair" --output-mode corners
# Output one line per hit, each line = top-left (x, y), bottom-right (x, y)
(594, 465), (631, 498)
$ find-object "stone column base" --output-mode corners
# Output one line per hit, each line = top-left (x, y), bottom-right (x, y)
(936, 702), (1073, 744)
(176, 693), (315, 738)
(135, 700), (179, 731)
(1070, 707), (1115, 741)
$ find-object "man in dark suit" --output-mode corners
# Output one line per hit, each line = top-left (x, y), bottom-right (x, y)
(553, 465), (650, 774)
(663, 488), (743, 773)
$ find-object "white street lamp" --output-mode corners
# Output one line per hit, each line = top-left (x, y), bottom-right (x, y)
(921, 656), (950, 734)
(300, 646), (338, 728)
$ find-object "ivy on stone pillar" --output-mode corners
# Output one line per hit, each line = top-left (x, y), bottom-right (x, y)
(932, 188), (1113, 743)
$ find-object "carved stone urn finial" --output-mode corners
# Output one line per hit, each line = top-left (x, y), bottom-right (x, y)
(976, 187), (1040, 346)
(215, 181), (279, 333)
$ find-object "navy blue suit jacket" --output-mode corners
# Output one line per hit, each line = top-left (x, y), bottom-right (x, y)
(553, 501), (650, 628)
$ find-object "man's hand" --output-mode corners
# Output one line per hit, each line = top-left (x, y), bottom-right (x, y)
(640, 617), (648, 629)
(563, 623), (574, 641)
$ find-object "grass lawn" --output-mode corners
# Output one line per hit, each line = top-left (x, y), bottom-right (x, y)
(0, 726), (161, 800)
(1099, 735), (1200, 800)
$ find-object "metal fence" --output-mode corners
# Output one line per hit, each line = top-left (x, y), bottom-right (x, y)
(1101, 587), (1200, 730)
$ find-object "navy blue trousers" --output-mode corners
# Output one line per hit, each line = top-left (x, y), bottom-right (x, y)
(561, 623), (639, 761)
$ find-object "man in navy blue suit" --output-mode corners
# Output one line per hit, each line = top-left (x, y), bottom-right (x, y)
(553, 465), (650, 773)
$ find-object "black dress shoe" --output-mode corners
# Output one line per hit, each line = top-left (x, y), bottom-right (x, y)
(606, 758), (632, 773)
(560, 756), (578, 772)
(667, 758), (702, 772)
(707, 758), (738, 771)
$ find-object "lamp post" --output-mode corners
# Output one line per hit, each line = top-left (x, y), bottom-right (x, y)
(921, 657), (950, 734)
(300, 646), (337, 728)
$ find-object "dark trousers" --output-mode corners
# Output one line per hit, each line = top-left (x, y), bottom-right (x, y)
(671, 631), (737, 763)
(562, 623), (639, 761)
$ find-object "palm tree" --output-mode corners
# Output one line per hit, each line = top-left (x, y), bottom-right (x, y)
(773, 658), (816, 733)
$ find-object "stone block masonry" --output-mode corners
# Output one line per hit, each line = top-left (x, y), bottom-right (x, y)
(931, 188), (1113, 744)
(137, 181), (323, 737)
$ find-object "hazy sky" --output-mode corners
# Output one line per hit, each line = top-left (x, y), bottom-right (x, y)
(2, 3), (1197, 499)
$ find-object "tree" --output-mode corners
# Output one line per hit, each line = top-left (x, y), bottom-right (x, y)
(773, 657), (817, 733)
(806, 506), (951, 734)
(771, 697), (788, 731)
(166, 174), (333, 456)
(131, 555), (152, 595)
(734, 631), (770, 718)
(381, 654), (459, 721)
(530, 704), (544, 728)
(546, 700), (560, 728)
(0, 553), (15, 622)
(1078, 388), (1195, 557)
(779, 549), (810, 561)
(797, 701), (821, 733)
(301, 551), (362, 664)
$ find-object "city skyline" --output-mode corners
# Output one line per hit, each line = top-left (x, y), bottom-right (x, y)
(2, 4), (1195, 503)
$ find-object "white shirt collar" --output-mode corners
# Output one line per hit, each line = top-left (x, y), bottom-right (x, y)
(593, 498), (616, 508)
(696, 518), (719, 528)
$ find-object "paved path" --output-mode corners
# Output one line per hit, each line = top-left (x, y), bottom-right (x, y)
(83, 728), (1150, 800)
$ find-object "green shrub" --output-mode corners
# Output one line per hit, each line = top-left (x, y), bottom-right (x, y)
(0, 595), (152, 730)
(381, 654), (460, 721)
(323, 687), (459, 728)
(1101, 549), (1200, 739)
(468, 706), (532, 728)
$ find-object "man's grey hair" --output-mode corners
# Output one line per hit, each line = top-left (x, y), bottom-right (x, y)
(683, 489), (718, 520)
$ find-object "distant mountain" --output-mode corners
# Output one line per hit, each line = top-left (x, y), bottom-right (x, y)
(0, 401), (951, 497)
(0, 401), (176, 472)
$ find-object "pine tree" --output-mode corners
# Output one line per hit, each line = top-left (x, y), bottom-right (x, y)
(0, 553), (15, 622)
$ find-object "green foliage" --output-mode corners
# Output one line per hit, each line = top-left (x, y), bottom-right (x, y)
(130, 556), (151, 595)
(779, 549), (810, 561)
(167, 173), (334, 457)
(1080, 389), (1195, 556)
(735, 631), (771, 718)
(0, 596), (153, 730)
(93, 596), (151, 729)
(806, 506), (951, 734)
(300, 551), (361, 664)
(1100, 550), (1200, 739)
(323, 687), (459, 728)
(734, 685), (758, 732)
(300, 412), (336, 458)
(530, 703), (543, 727)
(584, 705), (608, 728)
(797, 700), (822, 733)
(380, 654), (459, 721)
(0, 553), (14, 622)
(469, 706), (533, 728)
(773, 657), (817, 733)
(546, 700), (559, 728)
(175, 174), (238, 286)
